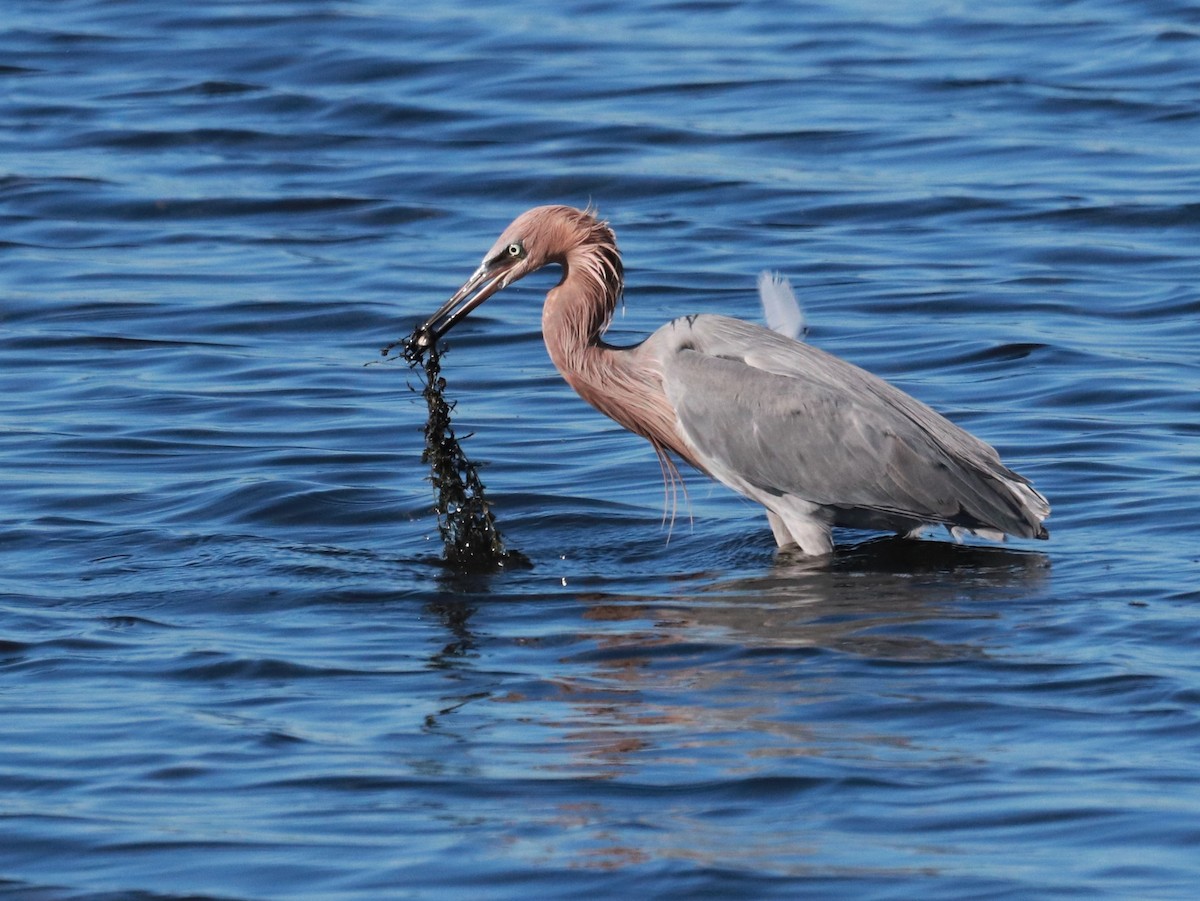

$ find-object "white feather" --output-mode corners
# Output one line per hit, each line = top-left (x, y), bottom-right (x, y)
(757, 271), (805, 340)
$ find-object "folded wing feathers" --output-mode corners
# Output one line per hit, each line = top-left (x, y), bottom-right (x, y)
(665, 312), (1049, 540)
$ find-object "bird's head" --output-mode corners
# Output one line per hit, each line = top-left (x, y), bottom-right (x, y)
(411, 205), (616, 350)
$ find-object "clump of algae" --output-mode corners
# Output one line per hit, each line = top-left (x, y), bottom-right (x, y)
(384, 335), (529, 571)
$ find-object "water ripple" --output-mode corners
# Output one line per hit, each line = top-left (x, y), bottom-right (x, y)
(2, 0), (1200, 899)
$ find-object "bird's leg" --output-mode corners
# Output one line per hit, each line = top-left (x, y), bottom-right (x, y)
(766, 508), (834, 555)
(766, 511), (792, 546)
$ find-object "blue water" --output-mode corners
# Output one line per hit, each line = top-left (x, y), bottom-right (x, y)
(3, 1), (1200, 898)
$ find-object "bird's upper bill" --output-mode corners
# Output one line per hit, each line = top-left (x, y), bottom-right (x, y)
(410, 261), (504, 351)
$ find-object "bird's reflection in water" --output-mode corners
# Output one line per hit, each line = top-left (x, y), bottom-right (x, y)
(707, 537), (1049, 654)
(563, 541), (1046, 774)
(554, 542), (1051, 869)
(414, 540), (1049, 871)
(591, 537), (1049, 654)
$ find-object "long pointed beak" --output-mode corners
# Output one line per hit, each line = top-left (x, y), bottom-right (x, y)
(410, 263), (507, 351)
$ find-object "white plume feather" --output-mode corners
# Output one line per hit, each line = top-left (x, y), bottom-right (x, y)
(757, 271), (805, 340)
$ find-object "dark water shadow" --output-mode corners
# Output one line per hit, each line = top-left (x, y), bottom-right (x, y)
(425, 597), (478, 669)
(825, 533), (1052, 576)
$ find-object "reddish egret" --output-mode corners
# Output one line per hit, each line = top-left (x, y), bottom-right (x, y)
(413, 205), (1049, 555)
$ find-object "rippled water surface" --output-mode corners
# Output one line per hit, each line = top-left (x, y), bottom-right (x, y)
(3, 1), (1200, 898)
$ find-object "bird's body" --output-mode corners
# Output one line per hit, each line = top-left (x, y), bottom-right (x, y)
(414, 205), (1049, 555)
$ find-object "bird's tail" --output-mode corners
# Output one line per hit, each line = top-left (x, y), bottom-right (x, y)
(1001, 474), (1051, 539)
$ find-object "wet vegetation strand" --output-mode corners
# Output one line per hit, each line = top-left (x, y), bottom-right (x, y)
(386, 336), (529, 571)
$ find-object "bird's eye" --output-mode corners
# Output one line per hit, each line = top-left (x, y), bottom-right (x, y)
(507, 242), (525, 259)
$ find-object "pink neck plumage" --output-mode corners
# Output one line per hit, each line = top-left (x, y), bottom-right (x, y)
(539, 214), (700, 472)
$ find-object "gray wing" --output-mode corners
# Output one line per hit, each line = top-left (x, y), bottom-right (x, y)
(650, 315), (1048, 538)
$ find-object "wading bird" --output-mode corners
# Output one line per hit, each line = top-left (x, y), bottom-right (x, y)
(412, 205), (1049, 555)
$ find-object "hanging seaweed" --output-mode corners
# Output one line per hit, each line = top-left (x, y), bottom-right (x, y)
(382, 334), (529, 571)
